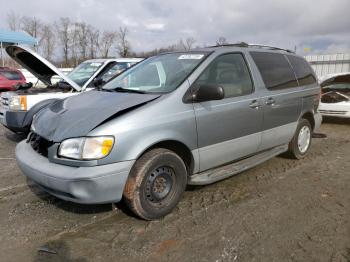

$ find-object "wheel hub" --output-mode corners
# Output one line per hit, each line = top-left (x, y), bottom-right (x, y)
(145, 166), (174, 203)
(298, 125), (311, 153)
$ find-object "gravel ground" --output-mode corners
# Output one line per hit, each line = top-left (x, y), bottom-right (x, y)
(0, 118), (349, 262)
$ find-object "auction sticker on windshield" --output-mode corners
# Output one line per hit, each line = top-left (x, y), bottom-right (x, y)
(91, 63), (103, 67)
(178, 54), (204, 60)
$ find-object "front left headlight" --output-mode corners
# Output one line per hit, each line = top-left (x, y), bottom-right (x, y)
(9, 96), (27, 111)
(58, 136), (114, 160)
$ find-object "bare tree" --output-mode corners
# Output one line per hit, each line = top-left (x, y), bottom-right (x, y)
(74, 22), (89, 61)
(87, 27), (100, 59)
(40, 24), (56, 60)
(174, 38), (196, 51)
(21, 16), (42, 51)
(100, 31), (117, 58)
(6, 11), (22, 31)
(216, 37), (228, 46)
(116, 27), (131, 57)
(185, 37), (196, 50)
(21, 16), (42, 38)
(55, 17), (71, 67)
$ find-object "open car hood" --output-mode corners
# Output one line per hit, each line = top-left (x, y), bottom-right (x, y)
(6, 45), (82, 92)
(320, 72), (350, 87)
(31, 90), (160, 142)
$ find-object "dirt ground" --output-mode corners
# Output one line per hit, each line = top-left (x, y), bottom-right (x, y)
(0, 118), (349, 262)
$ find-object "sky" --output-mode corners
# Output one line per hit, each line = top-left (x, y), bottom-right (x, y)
(0, 0), (350, 55)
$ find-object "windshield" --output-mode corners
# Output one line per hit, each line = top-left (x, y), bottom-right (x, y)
(102, 52), (209, 93)
(324, 82), (350, 90)
(68, 62), (104, 86)
(101, 62), (129, 82)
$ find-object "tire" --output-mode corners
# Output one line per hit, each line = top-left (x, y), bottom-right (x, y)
(123, 148), (187, 220)
(287, 118), (312, 159)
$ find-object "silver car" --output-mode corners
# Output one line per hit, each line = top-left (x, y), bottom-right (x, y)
(16, 43), (322, 220)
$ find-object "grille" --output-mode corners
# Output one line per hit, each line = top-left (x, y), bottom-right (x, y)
(0, 97), (9, 114)
(27, 132), (53, 157)
(1, 97), (8, 106)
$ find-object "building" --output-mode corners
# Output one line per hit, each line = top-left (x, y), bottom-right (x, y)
(304, 53), (350, 78)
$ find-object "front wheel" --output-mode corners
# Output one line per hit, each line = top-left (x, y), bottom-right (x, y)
(123, 148), (187, 220)
(287, 119), (312, 159)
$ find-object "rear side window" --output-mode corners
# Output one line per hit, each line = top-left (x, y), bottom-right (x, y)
(286, 55), (317, 86)
(250, 52), (298, 90)
(0, 71), (22, 80)
(194, 53), (254, 98)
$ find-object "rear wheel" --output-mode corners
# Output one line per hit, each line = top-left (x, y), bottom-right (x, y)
(287, 118), (312, 159)
(123, 148), (187, 220)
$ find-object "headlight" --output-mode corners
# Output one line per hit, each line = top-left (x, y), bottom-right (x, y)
(9, 96), (27, 111)
(58, 136), (114, 160)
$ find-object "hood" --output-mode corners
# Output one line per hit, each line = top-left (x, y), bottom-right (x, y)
(320, 72), (350, 87)
(32, 90), (160, 142)
(5, 45), (82, 92)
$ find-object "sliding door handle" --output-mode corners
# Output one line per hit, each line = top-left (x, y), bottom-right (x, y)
(249, 100), (261, 109)
(265, 97), (276, 106)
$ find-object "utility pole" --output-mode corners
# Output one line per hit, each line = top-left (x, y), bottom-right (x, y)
(0, 42), (3, 67)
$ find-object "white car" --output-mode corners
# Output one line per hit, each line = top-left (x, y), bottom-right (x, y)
(319, 72), (350, 118)
(0, 45), (142, 133)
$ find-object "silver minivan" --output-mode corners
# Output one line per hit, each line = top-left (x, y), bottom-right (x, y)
(16, 44), (322, 220)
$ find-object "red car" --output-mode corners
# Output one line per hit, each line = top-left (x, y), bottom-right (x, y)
(0, 67), (26, 93)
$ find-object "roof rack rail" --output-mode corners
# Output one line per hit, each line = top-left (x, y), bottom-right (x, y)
(210, 42), (295, 53)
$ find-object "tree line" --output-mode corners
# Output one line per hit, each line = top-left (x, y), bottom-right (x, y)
(6, 11), (132, 67)
(5, 11), (229, 67)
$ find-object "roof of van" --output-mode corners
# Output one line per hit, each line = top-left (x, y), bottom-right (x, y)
(202, 43), (295, 53)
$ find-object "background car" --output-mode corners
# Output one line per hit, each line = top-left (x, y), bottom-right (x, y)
(0, 45), (143, 133)
(0, 67), (26, 93)
(319, 72), (350, 118)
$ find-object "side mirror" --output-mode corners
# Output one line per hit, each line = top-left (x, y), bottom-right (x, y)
(93, 78), (105, 88)
(192, 84), (225, 102)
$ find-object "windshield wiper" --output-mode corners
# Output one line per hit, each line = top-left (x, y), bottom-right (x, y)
(105, 87), (147, 94)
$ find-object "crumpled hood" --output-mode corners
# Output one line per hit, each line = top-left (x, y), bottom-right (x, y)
(32, 90), (160, 142)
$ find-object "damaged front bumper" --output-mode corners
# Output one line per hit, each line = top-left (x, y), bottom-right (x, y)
(16, 140), (134, 204)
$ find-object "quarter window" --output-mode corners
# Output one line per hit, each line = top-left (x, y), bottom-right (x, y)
(194, 53), (253, 98)
(250, 52), (298, 90)
(287, 55), (317, 86)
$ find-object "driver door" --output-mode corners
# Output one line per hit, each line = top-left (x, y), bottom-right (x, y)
(192, 53), (264, 171)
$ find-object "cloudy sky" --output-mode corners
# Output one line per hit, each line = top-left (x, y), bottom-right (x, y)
(1, 0), (350, 55)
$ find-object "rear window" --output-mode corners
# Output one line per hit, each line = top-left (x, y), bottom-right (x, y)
(250, 52), (298, 90)
(0, 71), (22, 80)
(286, 55), (317, 86)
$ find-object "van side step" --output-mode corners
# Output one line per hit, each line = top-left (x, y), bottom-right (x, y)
(188, 144), (288, 185)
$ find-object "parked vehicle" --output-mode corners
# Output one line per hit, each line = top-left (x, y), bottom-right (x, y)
(16, 43), (322, 220)
(0, 67), (26, 93)
(0, 45), (142, 133)
(319, 72), (350, 118)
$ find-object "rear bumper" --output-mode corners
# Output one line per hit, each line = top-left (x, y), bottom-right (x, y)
(16, 141), (134, 204)
(319, 103), (350, 118)
(319, 110), (350, 118)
